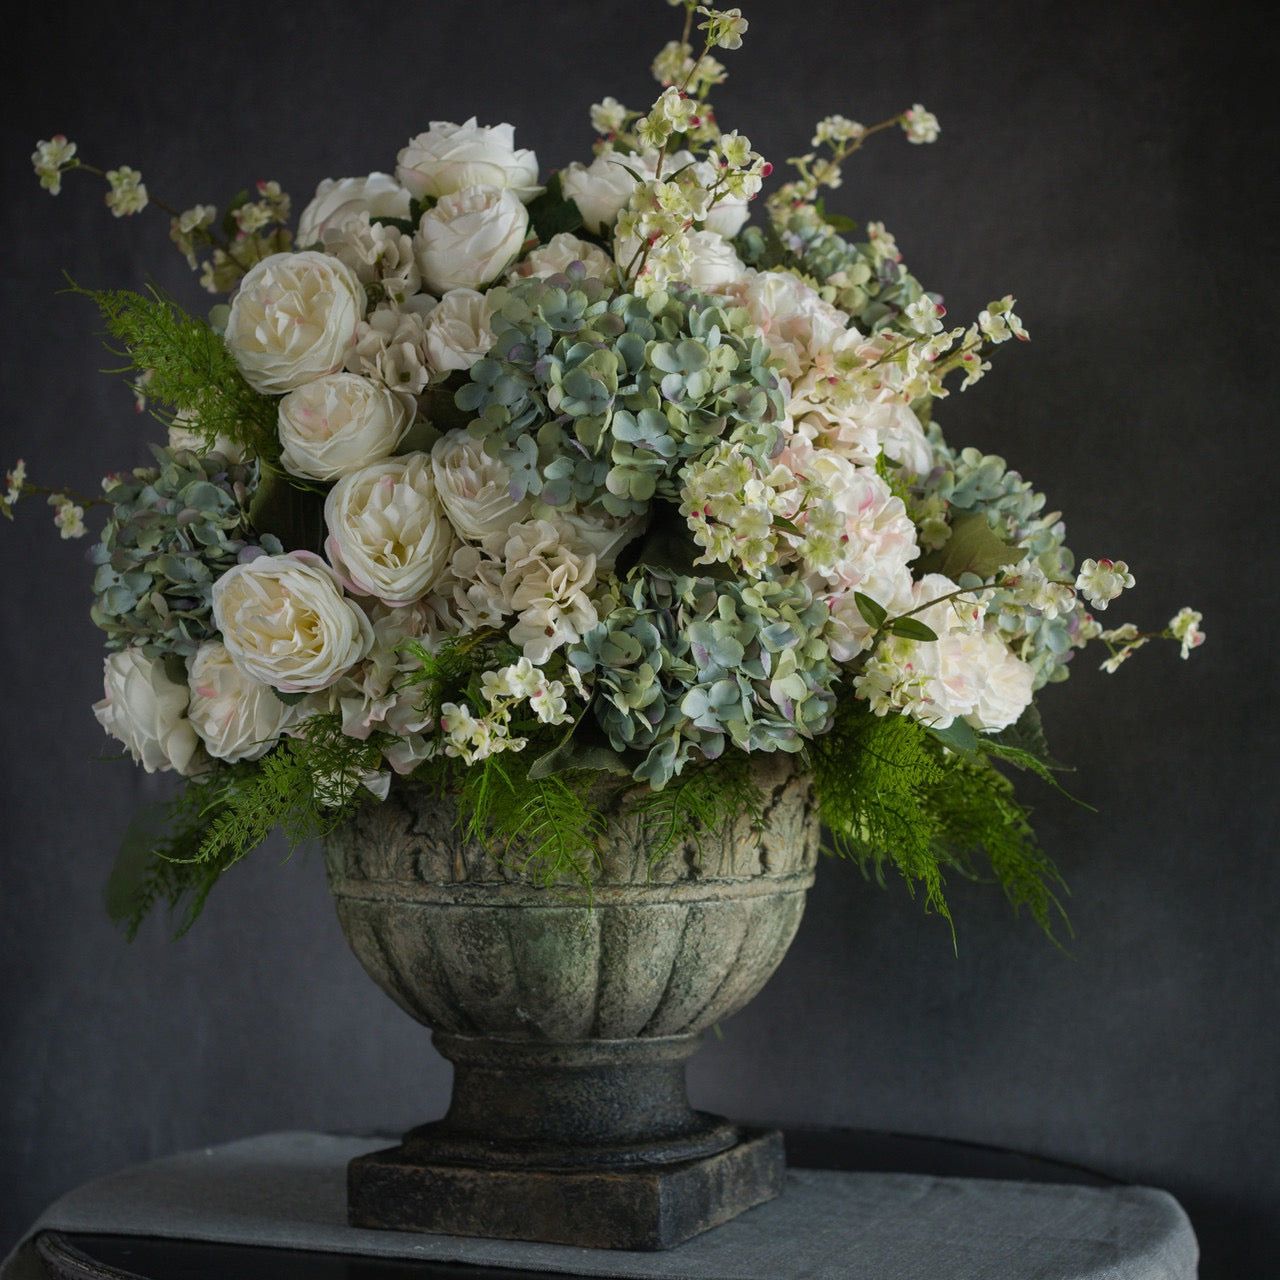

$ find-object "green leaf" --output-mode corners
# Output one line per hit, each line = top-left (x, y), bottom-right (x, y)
(526, 172), (584, 243)
(853, 592), (887, 628)
(103, 800), (172, 926)
(917, 511), (1024, 580)
(528, 740), (633, 779)
(248, 467), (327, 554)
(273, 688), (310, 706)
(885, 616), (937, 642)
(926, 718), (979, 754)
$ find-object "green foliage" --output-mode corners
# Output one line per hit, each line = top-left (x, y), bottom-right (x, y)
(627, 751), (765, 868)
(106, 716), (388, 940)
(72, 282), (279, 460)
(915, 510), (1024, 581)
(459, 754), (607, 889)
(812, 697), (1071, 942)
(526, 172), (584, 242)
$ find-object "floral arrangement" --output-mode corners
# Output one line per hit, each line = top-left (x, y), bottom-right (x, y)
(13, 2), (1203, 941)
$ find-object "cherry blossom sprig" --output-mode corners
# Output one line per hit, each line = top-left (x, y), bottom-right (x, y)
(766, 104), (940, 223)
(32, 136), (291, 293)
(1, 458), (108, 539)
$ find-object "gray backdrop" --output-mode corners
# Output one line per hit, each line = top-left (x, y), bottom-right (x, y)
(2, 3), (1275, 1277)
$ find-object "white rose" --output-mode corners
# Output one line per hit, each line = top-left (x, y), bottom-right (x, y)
(415, 186), (530, 294)
(296, 173), (413, 247)
(93, 648), (203, 775)
(187, 640), (297, 762)
(421, 288), (496, 373)
(431, 428), (533, 541)
(685, 229), (747, 290)
(396, 119), (540, 202)
(212, 551), (374, 692)
(167, 412), (244, 463)
(325, 453), (455, 605)
(277, 372), (415, 481)
(224, 251), (366, 394)
(559, 151), (649, 235)
(510, 232), (616, 284)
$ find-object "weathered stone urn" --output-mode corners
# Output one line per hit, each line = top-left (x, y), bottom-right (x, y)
(322, 754), (819, 1250)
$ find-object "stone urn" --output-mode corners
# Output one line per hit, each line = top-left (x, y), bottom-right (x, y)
(322, 753), (819, 1250)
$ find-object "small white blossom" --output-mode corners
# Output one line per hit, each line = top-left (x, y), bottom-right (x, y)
(3, 459), (26, 510)
(1168, 607), (1206, 659)
(590, 96), (628, 135)
(32, 136), (77, 194)
(170, 204), (217, 267)
(905, 295), (946, 336)
(812, 115), (866, 147)
(901, 104), (940, 145)
(104, 166), (148, 217)
(697, 6), (749, 50)
(482, 657), (542, 703)
(1075, 558), (1135, 610)
(47, 493), (86, 539)
(977, 295), (1029, 343)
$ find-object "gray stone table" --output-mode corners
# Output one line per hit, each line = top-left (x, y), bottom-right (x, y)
(1, 1131), (1199, 1279)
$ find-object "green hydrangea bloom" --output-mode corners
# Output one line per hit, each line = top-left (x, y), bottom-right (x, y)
(568, 567), (837, 788)
(917, 427), (1084, 686)
(454, 265), (786, 520)
(88, 444), (282, 657)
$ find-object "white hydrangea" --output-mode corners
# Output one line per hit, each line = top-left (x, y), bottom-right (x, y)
(499, 519), (600, 664)
(854, 574), (1034, 732)
(344, 301), (435, 395)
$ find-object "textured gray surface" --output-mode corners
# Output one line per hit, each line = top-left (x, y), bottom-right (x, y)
(1, 3), (1275, 1279)
(1, 1132), (1198, 1280)
(324, 759), (817, 1039)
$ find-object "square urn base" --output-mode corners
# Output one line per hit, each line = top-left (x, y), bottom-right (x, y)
(347, 1126), (785, 1251)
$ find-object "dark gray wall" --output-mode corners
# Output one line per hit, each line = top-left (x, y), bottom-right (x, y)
(2, 3), (1274, 1276)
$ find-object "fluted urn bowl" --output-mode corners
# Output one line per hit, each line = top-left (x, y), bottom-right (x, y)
(322, 753), (819, 1249)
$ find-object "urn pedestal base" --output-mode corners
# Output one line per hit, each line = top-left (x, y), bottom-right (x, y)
(348, 1128), (785, 1251)
(345, 1031), (786, 1249)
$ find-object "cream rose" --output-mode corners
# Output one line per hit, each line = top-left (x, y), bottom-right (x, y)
(187, 640), (297, 762)
(325, 454), (455, 605)
(421, 289), (496, 373)
(684, 230), (747, 290)
(277, 372), (415, 481)
(212, 551), (374, 692)
(93, 648), (204, 775)
(510, 232), (616, 284)
(224, 251), (366, 394)
(296, 172), (413, 247)
(431, 428), (533, 540)
(396, 119), (540, 202)
(559, 151), (649, 235)
(415, 186), (530, 294)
